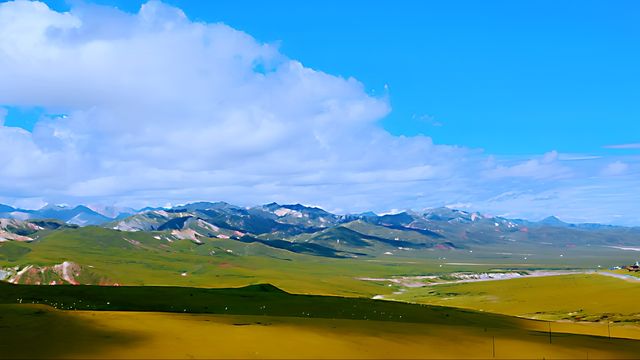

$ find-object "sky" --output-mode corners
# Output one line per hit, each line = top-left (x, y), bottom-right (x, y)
(0, 0), (638, 224)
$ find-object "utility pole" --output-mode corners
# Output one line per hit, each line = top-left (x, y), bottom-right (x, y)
(492, 336), (496, 358)
(608, 321), (611, 340)
(548, 322), (552, 344)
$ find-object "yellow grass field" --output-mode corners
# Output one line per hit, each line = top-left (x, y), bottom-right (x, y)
(386, 274), (640, 336)
(2, 304), (640, 359)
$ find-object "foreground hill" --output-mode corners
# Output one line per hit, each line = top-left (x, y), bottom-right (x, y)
(1, 283), (640, 359)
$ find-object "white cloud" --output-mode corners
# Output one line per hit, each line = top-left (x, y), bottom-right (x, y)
(557, 153), (602, 161)
(481, 182), (640, 225)
(604, 143), (640, 149)
(483, 151), (572, 180)
(0, 1), (638, 224)
(601, 161), (629, 176)
(11, 197), (47, 210)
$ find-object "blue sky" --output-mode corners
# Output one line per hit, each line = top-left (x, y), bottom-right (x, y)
(32, 0), (640, 155)
(0, 0), (638, 224)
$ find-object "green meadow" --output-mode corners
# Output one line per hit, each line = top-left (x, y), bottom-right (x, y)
(3, 226), (639, 297)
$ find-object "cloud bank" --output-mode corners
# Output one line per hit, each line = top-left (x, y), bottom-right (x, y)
(0, 0), (638, 224)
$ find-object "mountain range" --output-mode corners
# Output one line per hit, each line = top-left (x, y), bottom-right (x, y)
(2, 200), (640, 287)
(1, 201), (638, 255)
(0, 204), (134, 226)
(0, 201), (628, 228)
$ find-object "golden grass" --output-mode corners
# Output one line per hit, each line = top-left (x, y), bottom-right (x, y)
(2, 304), (640, 359)
(387, 274), (640, 336)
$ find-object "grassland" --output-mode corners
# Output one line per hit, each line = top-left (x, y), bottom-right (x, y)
(3, 226), (640, 358)
(2, 283), (640, 359)
(3, 226), (639, 298)
(385, 273), (640, 328)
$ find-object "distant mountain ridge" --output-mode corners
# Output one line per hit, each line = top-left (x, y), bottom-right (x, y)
(0, 201), (633, 229)
(0, 204), (114, 226)
(2, 200), (640, 286)
(97, 202), (640, 256)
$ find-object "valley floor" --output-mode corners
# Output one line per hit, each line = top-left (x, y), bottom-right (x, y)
(2, 304), (640, 359)
(384, 273), (640, 325)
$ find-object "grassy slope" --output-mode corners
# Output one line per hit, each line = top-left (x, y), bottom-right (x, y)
(2, 226), (597, 296)
(0, 282), (521, 325)
(2, 224), (640, 358)
(0, 227), (394, 296)
(2, 226), (639, 302)
(386, 274), (640, 325)
(2, 283), (640, 359)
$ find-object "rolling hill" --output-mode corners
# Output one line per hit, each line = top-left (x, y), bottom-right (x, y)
(1, 201), (639, 289)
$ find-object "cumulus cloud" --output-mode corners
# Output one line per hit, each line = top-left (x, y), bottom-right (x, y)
(0, 1), (638, 224)
(601, 161), (629, 176)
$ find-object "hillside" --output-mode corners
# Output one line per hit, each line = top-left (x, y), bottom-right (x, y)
(1, 201), (640, 290)
(2, 283), (640, 359)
